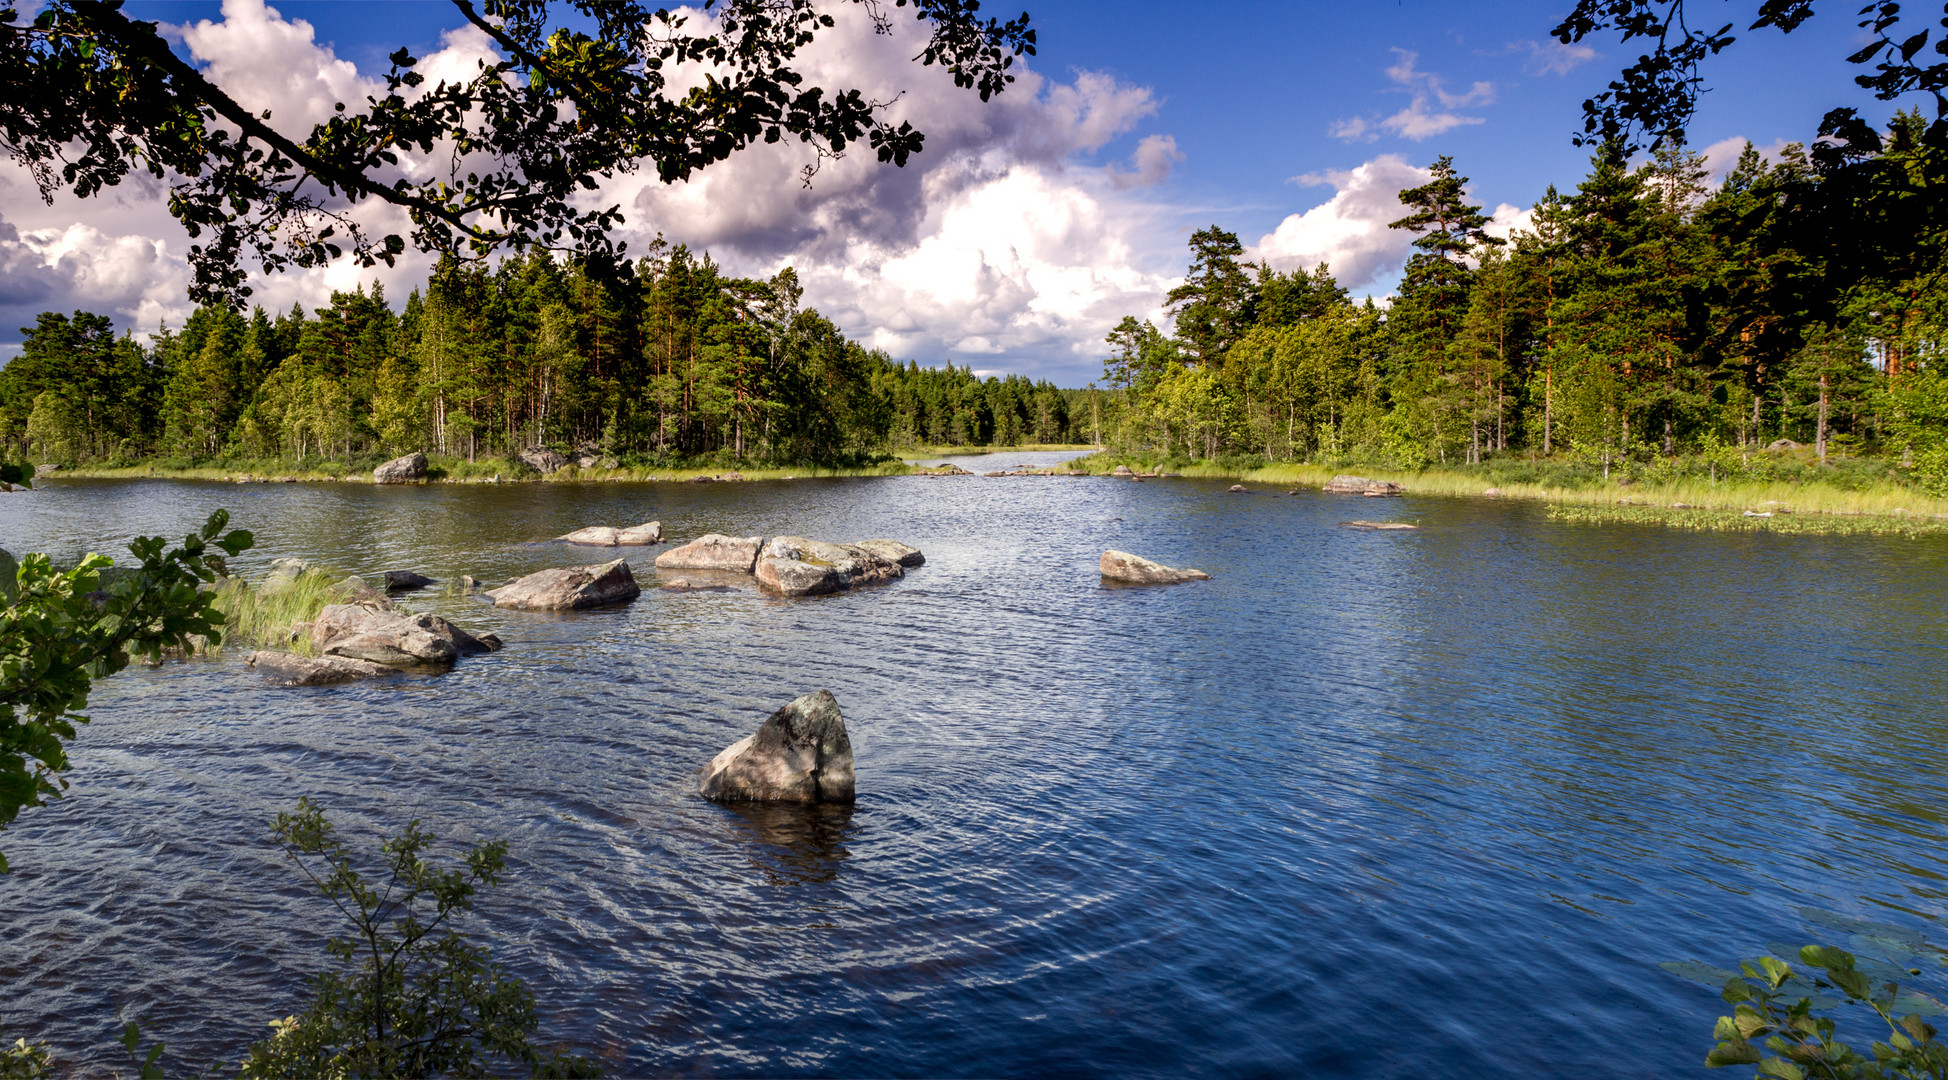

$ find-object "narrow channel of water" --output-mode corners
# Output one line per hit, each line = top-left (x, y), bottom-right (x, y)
(3, 458), (1946, 1077)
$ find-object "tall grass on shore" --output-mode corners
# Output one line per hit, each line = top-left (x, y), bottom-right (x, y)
(208, 570), (350, 655)
(1066, 452), (1948, 531)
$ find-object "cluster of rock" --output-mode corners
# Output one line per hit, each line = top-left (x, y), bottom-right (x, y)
(1322, 475), (1403, 497)
(247, 571), (504, 685)
(919, 463), (973, 476)
(558, 521), (662, 546)
(516, 445), (619, 473)
(698, 690), (855, 804)
(486, 559), (642, 610)
(1108, 464), (1180, 479)
(1099, 550), (1210, 585)
(654, 533), (924, 597)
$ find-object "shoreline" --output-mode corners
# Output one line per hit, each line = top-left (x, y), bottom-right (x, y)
(28, 450), (1948, 536)
(1063, 455), (1948, 535)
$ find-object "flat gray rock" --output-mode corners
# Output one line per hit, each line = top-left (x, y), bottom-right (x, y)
(851, 539), (925, 567)
(1100, 550), (1211, 585)
(246, 651), (393, 686)
(487, 558), (641, 610)
(655, 534), (764, 573)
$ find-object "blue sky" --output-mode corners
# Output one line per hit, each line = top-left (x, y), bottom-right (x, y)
(0, 1), (1914, 384)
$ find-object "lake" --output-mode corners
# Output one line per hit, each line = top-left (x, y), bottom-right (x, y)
(4, 452), (1947, 1077)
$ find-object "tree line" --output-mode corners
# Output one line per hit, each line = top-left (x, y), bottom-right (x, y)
(0, 245), (1096, 469)
(1097, 113), (1948, 491)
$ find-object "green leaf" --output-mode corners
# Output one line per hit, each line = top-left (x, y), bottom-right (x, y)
(1705, 1040), (1763, 1067)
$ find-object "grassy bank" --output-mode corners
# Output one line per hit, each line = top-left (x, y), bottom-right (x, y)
(1067, 452), (1948, 534)
(44, 454), (916, 484)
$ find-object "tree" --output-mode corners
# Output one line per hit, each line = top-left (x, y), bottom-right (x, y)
(0, 0), (1036, 302)
(0, 510), (254, 871)
(1551, 1), (1948, 153)
(1387, 155), (1504, 463)
(1166, 227), (1258, 363)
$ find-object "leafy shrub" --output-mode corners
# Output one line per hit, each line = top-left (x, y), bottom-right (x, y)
(1705, 946), (1946, 1079)
(241, 799), (599, 1079)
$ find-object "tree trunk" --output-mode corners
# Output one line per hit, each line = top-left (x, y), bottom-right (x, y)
(1816, 372), (1830, 462)
(1542, 363), (1553, 455)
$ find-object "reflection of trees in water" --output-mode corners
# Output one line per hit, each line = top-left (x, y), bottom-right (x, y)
(720, 801), (856, 887)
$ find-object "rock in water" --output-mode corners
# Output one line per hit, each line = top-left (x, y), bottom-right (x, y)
(309, 604), (460, 666)
(616, 521), (662, 545)
(755, 536), (902, 597)
(384, 570), (436, 591)
(851, 539), (925, 567)
(698, 690), (856, 804)
(517, 446), (567, 474)
(1342, 520), (1419, 531)
(1099, 550), (1211, 585)
(486, 559), (641, 610)
(1111, 464), (1135, 476)
(247, 651), (394, 686)
(660, 576), (735, 593)
(373, 452), (428, 484)
(655, 534), (764, 573)
(559, 526), (622, 546)
(1228, 484), (1248, 493)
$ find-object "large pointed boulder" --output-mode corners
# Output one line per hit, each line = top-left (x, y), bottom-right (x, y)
(486, 558), (640, 610)
(698, 690), (856, 804)
(373, 452), (428, 484)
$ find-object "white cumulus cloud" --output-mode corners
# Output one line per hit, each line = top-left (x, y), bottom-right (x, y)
(1253, 155), (1433, 293)
(1335, 49), (1494, 143)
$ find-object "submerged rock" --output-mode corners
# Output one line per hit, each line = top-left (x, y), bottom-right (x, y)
(384, 570), (436, 591)
(1099, 550), (1211, 585)
(487, 558), (641, 610)
(851, 539), (925, 567)
(246, 650), (394, 686)
(698, 690), (856, 804)
(656, 534), (764, 573)
(373, 452), (428, 484)
(660, 576), (736, 593)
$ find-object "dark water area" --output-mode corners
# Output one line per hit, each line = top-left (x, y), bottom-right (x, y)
(4, 455), (1948, 1077)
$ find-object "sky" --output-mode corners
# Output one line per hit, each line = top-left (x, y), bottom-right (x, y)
(0, 0), (1922, 386)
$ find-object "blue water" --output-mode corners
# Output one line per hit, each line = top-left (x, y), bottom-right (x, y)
(3, 455), (1947, 1077)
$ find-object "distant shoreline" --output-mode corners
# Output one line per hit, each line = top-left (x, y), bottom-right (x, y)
(27, 447), (1948, 536)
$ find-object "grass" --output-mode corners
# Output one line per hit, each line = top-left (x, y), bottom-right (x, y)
(209, 569), (359, 655)
(1066, 452), (1948, 535)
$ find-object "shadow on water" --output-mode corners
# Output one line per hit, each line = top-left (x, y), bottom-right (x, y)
(714, 801), (856, 887)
